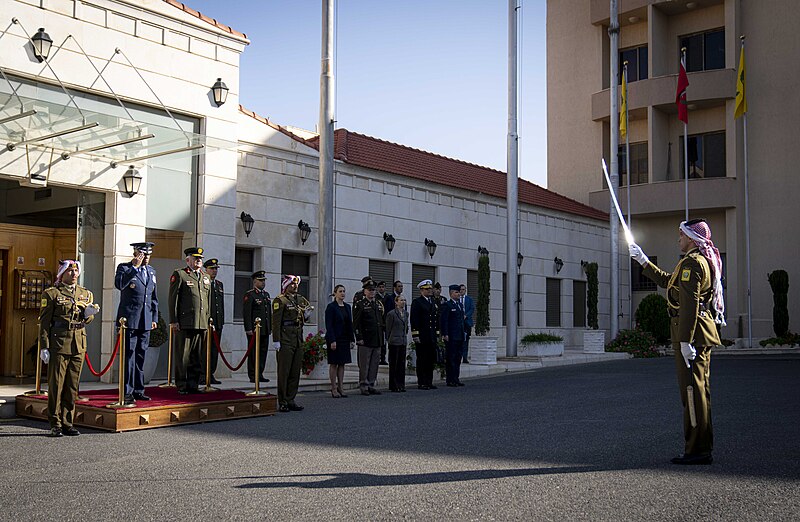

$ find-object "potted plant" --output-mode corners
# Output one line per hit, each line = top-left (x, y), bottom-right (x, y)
(144, 312), (167, 383)
(520, 332), (564, 357)
(582, 261), (605, 353)
(470, 252), (497, 364)
(301, 331), (328, 379)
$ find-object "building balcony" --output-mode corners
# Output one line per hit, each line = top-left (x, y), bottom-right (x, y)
(588, 176), (739, 217)
(591, 69), (736, 122)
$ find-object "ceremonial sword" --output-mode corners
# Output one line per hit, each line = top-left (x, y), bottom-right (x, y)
(601, 158), (635, 245)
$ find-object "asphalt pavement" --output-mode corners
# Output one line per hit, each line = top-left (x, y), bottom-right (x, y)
(1, 355), (798, 521)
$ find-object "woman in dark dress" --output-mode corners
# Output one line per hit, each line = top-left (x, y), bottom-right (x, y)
(325, 285), (355, 397)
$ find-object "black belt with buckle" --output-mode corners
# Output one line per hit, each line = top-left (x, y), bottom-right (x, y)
(53, 320), (85, 330)
(282, 321), (298, 327)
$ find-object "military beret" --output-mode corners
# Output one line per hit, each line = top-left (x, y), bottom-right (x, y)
(433, 282), (441, 290)
(361, 276), (372, 283)
(184, 247), (204, 258)
(203, 258), (220, 269)
(362, 279), (376, 290)
(449, 284), (461, 292)
(131, 242), (155, 254)
(252, 270), (267, 280)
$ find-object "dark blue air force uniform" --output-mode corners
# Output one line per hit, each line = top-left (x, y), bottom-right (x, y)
(115, 261), (158, 396)
(440, 297), (466, 386)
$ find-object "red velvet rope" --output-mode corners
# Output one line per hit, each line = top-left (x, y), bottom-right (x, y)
(84, 334), (121, 377)
(214, 329), (255, 372)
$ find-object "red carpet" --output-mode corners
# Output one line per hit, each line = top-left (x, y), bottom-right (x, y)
(24, 386), (271, 410)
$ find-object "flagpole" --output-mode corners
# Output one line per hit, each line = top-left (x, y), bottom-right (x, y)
(741, 35), (752, 349)
(624, 62), (632, 328)
(681, 47), (689, 221)
(608, 0), (620, 340)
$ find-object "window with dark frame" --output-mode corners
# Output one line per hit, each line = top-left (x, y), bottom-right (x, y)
(619, 45), (648, 83)
(619, 142), (649, 186)
(411, 264), (436, 300)
(281, 252), (311, 299)
(679, 131), (726, 179)
(234, 247), (255, 321)
(368, 260), (395, 292)
(680, 28), (725, 72)
(546, 278), (561, 327)
(631, 256), (657, 292)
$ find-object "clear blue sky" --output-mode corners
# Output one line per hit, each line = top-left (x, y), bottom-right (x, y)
(186, 0), (548, 187)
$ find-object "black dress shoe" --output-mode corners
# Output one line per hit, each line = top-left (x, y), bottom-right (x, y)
(210, 377), (222, 384)
(287, 403), (304, 411)
(133, 393), (151, 401)
(429, 385), (438, 390)
(446, 383), (458, 387)
(62, 427), (81, 437)
(462, 359), (469, 364)
(379, 361), (389, 366)
(671, 453), (713, 465)
(259, 376), (270, 383)
(399, 388), (407, 392)
(48, 427), (63, 438)
(368, 388), (382, 395)
(124, 395), (137, 405)
(418, 385), (430, 390)
(278, 404), (290, 412)
(457, 382), (465, 387)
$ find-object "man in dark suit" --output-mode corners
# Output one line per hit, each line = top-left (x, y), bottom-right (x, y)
(168, 247), (211, 395)
(441, 285), (466, 387)
(384, 280), (405, 317)
(459, 284), (475, 364)
(243, 270), (271, 383)
(410, 279), (439, 390)
(115, 242), (158, 404)
(203, 258), (223, 385)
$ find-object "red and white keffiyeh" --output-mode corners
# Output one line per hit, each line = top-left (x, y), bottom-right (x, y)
(281, 274), (300, 293)
(680, 220), (726, 325)
(56, 259), (81, 282)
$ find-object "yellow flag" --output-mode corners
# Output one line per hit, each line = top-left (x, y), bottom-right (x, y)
(620, 68), (627, 138)
(735, 44), (747, 119)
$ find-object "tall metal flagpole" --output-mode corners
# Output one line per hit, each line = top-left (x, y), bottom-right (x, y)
(740, 35), (752, 348)
(609, 0), (620, 339)
(317, 0), (335, 326)
(682, 47), (689, 221)
(624, 61), (632, 328)
(506, 0), (519, 357)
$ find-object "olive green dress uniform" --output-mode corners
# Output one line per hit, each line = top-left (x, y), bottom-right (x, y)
(272, 292), (311, 408)
(39, 283), (95, 429)
(243, 288), (272, 381)
(168, 267), (211, 392)
(642, 248), (721, 456)
(204, 277), (224, 380)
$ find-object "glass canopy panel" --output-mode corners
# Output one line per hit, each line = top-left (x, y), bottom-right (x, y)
(0, 80), (237, 164)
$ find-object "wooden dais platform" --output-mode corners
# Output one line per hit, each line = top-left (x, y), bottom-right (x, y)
(16, 386), (277, 432)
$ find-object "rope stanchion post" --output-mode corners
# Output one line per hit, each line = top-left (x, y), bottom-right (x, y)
(202, 319), (218, 393)
(24, 320), (46, 396)
(246, 318), (266, 396)
(107, 318), (135, 409)
(159, 324), (176, 388)
(16, 317), (27, 378)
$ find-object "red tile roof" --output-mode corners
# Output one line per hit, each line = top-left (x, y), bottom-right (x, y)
(238, 106), (608, 222)
(163, 0), (248, 40)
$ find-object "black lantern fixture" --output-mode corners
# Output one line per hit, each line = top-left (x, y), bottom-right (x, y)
(424, 238), (437, 259)
(121, 166), (142, 197)
(31, 28), (53, 62)
(298, 220), (311, 245)
(211, 78), (229, 107)
(580, 260), (589, 273)
(554, 257), (564, 274)
(240, 212), (254, 237)
(517, 252), (524, 269)
(477, 245), (489, 257)
(383, 232), (396, 254)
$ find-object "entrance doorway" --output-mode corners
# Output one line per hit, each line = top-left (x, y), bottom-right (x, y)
(0, 180), (105, 380)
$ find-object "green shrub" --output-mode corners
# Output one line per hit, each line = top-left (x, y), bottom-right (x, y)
(585, 262), (599, 329)
(605, 328), (661, 358)
(759, 332), (799, 347)
(521, 332), (563, 344)
(635, 293), (670, 344)
(475, 254), (491, 335)
(768, 270), (789, 337)
(149, 312), (168, 347)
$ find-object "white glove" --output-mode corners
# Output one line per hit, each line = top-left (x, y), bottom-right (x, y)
(680, 342), (696, 368)
(629, 243), (649, 266)
(40, 349), (50, 364)
(84, 303), (100, 318)
(273, 342), (281, 351)
(303, 307), (314, 322)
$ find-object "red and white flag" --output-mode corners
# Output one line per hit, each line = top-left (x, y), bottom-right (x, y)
(676, 54), (689, 124)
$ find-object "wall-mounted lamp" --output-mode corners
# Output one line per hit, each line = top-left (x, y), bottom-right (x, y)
(383, 232), (396, 254)
(32, 27), (53, 62)
(211, 78), (229, 107)
(580, 260), (589, 273)
(554, 257), (564, 274)
(240, 212), (254, 237)
(477, 245), (489, 258)
(517, 252), (524, 269)
(424, 238), (437, 259)
(298, 220), (311, 245)
(121, 166), (142, 197)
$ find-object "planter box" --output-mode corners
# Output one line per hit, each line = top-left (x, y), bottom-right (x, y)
(143, 345), (162, 384)
(520, 342), (564, 357)
(305, 361), (329, 380)
(470, 336), (498, 365)
(583, 330), (606, 354)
